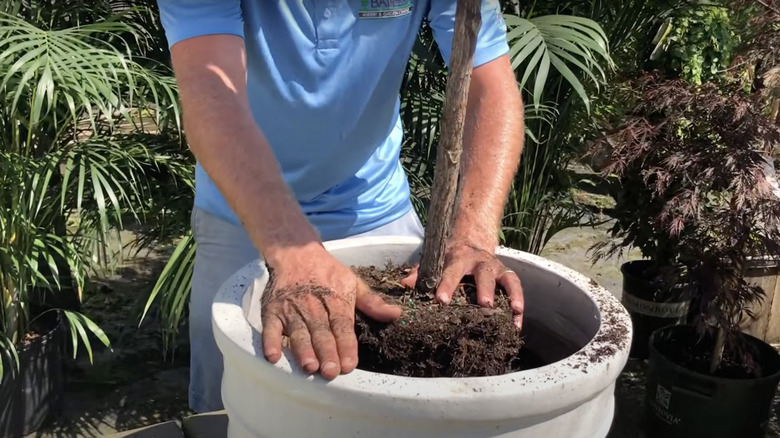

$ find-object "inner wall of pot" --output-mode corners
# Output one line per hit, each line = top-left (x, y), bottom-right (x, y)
(500, 254), (600, 365)
(243, 242), (601, 367)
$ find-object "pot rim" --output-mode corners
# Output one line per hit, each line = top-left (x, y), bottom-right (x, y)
(649, 324), (780, 384)
(620, 259), (683, 276)
(14, 311), (62, 355)
(623, 256), (780, 272)
(212, 236), (633, 419)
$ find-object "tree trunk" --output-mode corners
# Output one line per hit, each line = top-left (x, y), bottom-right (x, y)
(710, 326), (726, 374)
(416, 0), (482, 294)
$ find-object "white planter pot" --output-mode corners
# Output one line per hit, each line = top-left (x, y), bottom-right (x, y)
(213, 236), (632, 438)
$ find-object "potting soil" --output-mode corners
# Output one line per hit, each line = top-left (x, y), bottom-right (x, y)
(353, 262), (528, 378)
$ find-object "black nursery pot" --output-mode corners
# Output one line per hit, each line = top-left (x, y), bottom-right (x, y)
(645, 324), (780, 438)
(0, 312), (65, 438)
(620, 260), (691, 359)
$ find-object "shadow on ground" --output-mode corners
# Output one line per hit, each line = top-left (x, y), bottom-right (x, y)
(608, 359), (648, 437)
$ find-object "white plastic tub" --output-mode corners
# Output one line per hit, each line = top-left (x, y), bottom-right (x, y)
(213, 236), (632, 437)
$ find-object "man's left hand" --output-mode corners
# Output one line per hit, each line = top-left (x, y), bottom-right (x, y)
(401, 240), (524, 330)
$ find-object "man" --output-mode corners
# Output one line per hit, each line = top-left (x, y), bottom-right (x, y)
(156, 0), (525, 413)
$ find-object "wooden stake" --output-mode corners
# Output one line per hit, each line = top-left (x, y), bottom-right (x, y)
(416, 0), (482, 294)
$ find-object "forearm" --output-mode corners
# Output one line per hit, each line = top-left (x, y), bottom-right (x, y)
(452, 55), (524, 249)
(172, 37), (321, 266)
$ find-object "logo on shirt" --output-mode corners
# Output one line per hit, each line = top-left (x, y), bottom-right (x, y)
(359, 0), (412, 18)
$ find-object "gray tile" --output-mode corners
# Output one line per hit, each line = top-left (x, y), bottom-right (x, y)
(105, 421), (184, 438)
(182, 411), (228, 438)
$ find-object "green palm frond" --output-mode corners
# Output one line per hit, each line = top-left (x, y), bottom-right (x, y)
(0, 10), (179, 145)
(61, 138), (150, 227)
(0, 5), (185, 377)
(504, 13), (614, 112)
(523, 102), (559, 144)
(62, 309), (111, 363)
(141, 231), (196, 356)
(0, 170), (99, 377)
(46, 134), (187, 270)
(0, 335), (19, 378)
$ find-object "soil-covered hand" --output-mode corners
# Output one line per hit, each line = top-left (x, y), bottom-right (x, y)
(260, 247), (402, 379)
(402, 240), (524, 329)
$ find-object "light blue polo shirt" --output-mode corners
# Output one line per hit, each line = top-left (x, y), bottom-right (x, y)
(157, 0), (509, 241)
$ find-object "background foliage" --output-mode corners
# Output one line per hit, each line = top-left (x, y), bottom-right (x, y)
(587, 1), (780, 367)
(0, 0), (191, 377)
(650, 5), (740, 85)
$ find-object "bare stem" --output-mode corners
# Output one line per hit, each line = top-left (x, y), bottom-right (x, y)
(416, 0), (482, 294)
(710, 326), (726, 374)
(756, 0), (780, 16)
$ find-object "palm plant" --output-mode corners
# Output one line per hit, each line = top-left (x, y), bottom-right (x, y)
(500, 9), (614, 253)
(0, 1), (188, 378)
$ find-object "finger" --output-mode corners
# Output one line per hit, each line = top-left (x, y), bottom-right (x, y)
(499, 269), (525, 330)
(287, 316), (320, 374)
(436, 260), (468, 304)
(304, 312), (341, 380)
(330, 314), (358, 373)
(474, 262), (497, 308)
(400, 264), (419, 289)
(355, 282), (402, 323)
(261, 312), (284, 363)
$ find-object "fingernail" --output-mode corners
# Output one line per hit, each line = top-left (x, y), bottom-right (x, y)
(342, 357), (356, 371)
(322, 361), (339, 374)
(513, 315), (523, 330)
(481, 299), (493, 308)
(437, 294), (450, 304)
(302, 359), (318, 372)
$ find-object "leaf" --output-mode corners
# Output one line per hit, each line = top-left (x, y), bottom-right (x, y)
(519, 43), (547, 97)
(533, 50), (551, 110)
(0, 335), (20, 381)
(141, 232), (197, 355)
(63, 310), (111, 362)
(549, 52), (591, 112)
(0, 10), (179, 136)
(504, 13), (614, 112)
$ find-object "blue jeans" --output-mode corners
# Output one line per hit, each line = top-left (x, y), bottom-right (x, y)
(188, 207), (425, 413)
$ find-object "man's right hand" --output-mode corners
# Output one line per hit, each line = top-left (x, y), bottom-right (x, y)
(260, 245), (402, 379)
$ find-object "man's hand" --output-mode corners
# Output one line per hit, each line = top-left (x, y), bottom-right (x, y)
(401, 240), (524, 329)
(261, 246), (402, 379)
(400, 54), (527, 330)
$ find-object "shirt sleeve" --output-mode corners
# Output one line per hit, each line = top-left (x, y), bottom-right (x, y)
(156, 0), (244, 48)
(427, 0), (509, 68)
